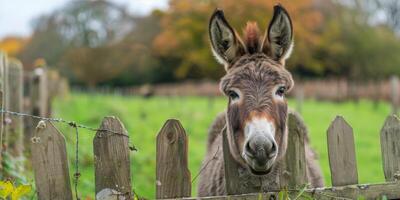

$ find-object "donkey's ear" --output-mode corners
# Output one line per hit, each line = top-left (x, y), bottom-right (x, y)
(209, 9), (245, 69)
(262, 4), (293, 64)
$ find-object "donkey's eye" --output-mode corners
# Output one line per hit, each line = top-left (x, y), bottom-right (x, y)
(228, 90), (240, 100)
(276, 86), (286, 97)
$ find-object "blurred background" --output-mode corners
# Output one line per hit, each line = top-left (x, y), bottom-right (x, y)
(1, 0), (400, 199)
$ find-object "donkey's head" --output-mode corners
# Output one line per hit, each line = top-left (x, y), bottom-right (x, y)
(209, 5), (294, 175)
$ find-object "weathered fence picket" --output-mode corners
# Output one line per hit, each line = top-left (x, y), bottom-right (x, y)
(281, 112), (308, 188)
(23, 72), (33, 149)
(222, 127), (257, 195)
(5, 59), (24, 156)
(31, 67), (48, 118)
(156, 119), (191, 199)
(94, 116), (132, 199)
(327, 116), (358, 186)
(26, 67), (48, 148)
(380, 115), (400, 182)
(31, 120), (72, 200)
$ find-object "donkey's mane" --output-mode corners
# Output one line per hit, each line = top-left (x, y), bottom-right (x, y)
(243, 22), (261, 54)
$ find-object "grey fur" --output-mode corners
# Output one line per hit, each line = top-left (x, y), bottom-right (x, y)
(199, 5), (324, 197)
(198, 112), (324, 196)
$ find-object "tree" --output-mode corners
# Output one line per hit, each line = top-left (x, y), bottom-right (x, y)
(153, 0), (324, 79)
(18, 0), (135, 85)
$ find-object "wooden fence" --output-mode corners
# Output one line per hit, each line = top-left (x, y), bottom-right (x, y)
(0, 52), (68, 160)
(0, 52), (400, 199)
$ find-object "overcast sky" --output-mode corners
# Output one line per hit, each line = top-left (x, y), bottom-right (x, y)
(0, 0), (168, 39)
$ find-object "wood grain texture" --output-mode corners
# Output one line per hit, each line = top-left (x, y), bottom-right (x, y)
(156, 119), (191, 199)
(179, 182), (400, 200)
(380, 115), (400, 182)
(327, 116), (358, 186)
(93, 116), (131, 198)
(222, 127), (254, 195)
(280, 112), (308, 188)
(31, 120), (72, 200)
(5, 59), (24, 156)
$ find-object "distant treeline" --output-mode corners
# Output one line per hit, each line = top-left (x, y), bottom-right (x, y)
(1, 0), (400, 87)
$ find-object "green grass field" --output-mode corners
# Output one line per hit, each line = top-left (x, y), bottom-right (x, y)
(49, 93), (391, 199)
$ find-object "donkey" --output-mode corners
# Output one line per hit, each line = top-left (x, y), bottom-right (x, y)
(197, 5), (324, 196)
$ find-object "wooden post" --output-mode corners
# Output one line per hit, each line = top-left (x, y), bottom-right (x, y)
(28, 67), (47, 140)
(0, 52), (6, 169)
(2, 53), (8, 149)
(223, 127), (245, 195)
(5, 59), (24, 156)
(390, 76), (399, 115)
(94, 116), (131, 199)
(327, 116), (358, 186)
(156, 119), (191, 199)
(31, 120), (72, 200)
(380, 115), (400, 182)
(223, 127), (263, 194)
(23, 72), (33, 150)
(280, 112), (308, 188)
(31, 67), (48, 117)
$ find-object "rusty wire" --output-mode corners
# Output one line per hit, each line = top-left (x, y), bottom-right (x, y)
(0, 109), (134, 200)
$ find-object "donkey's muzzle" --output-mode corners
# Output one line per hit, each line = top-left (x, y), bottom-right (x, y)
(244, 135), (277, 174)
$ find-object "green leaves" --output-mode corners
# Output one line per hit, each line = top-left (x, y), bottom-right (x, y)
(0, 181), (31, 200)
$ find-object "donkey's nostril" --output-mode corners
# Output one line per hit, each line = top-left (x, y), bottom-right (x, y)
(245, 142), (255, 157)
(270, 142), (276, 153)
(268, 142), (277, 158)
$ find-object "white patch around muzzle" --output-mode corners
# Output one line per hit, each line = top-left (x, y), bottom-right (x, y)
(242, 117), (278, 173)
(244, 118), (275, 143)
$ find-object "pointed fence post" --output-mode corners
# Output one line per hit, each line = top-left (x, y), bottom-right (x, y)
(380, 115), (400, 182)
(280, 112), (308, 188)
(31, 120), (72, 200)
(93, 116), (132, 199)
(5, 59), (24, 156)
(327, 116), (358, 186)
(0, 52), (6, 168)
(26, 67), (48, 148)
(223, 127), (248, 194)
(156, 119), (191, 199)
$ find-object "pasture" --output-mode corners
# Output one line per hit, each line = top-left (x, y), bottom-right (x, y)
(50, 93), (389, 199)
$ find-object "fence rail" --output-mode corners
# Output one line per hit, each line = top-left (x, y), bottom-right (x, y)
(0, 52), (399, 200)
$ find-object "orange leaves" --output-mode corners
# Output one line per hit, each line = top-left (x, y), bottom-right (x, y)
(152, 0), (326, 79)
(0, 37), (27, 57)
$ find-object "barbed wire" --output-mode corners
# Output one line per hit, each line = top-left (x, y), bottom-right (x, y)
(191, 146), (220, 184)
(0, 109), (135, 200)
(0, 109), (130, 137)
